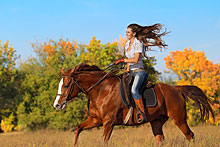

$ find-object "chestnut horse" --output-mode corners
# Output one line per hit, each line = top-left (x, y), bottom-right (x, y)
(53, 64), (214, 145)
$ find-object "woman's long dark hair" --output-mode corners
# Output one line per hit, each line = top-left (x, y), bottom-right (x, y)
(127, 23), (169, 52)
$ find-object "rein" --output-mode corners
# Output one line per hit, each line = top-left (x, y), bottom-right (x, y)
(85, 65), (115, 92)
(59, 64), (117, 103)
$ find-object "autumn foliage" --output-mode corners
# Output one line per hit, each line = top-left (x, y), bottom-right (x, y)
(164, 47), (220, 125)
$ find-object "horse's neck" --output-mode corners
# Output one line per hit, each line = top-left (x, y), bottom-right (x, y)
(80, 72), (106, 84)
(79, 72), (119, 97)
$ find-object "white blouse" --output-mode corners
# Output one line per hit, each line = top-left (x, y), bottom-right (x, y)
(125, 38), (144, 70)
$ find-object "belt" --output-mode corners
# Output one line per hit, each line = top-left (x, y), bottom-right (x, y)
(130, 68), (144, 73)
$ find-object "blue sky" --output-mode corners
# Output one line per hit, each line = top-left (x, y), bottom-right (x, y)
(0, 0), (220, 74)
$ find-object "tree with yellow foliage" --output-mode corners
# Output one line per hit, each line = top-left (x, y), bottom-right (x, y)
(164, 47), (220, 125)
(115, 35), (127, 57)
(80, 36), (120, 67)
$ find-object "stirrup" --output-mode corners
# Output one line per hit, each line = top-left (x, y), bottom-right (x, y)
(136, 107), (147, 123)
(136, 112), (144, 123)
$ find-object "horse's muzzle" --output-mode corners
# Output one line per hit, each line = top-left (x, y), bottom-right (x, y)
(54, 101), (68, 110)
(55, 104), (62, 110)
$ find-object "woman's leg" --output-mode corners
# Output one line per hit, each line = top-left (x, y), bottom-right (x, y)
(131, 71), (147, 122)
(131, 71), (146, 99)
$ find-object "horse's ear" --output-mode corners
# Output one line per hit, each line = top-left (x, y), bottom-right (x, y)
(70, 68), (75, 74)
(60, 68), (65, 75)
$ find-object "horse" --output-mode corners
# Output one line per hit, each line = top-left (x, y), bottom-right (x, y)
(53, 64), (214, 145)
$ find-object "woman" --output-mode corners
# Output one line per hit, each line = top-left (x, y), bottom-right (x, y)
(114, 23), (168, 122)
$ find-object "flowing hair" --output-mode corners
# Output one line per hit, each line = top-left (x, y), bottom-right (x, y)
(127, 23), (169, 52)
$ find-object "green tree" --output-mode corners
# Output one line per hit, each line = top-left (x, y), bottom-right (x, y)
(0, 41), (22, 132)
(17, 39), (87, 130)
(143, 57), (160, 82)
(80, 36), (120, 67)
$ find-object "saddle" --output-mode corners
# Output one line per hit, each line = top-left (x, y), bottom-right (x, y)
(119, 72), (157, 125)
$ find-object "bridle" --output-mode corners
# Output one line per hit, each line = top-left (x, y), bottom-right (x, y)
(56, 64), (116, 105)
(56, 76), (84, 105)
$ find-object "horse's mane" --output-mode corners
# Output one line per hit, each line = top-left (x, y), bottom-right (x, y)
(69, 64), (117, 78)
(73, 64), (103, 72)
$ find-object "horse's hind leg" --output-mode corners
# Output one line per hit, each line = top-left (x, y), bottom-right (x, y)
(174, 119), (194, 141)
(74, 116), (101, 145)
(163, 84), (194, 141)
(170, 110), (194, 141)
(150, 115), (169, 145)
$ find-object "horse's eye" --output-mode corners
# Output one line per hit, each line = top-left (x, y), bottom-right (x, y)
(64, 85), (69, 88)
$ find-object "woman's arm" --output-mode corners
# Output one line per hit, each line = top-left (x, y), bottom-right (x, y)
(126, 63), (130, 72)
(124, 53), (141, 63)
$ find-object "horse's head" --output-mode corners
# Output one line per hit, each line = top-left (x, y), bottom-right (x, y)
(53, 68), (80, 110)
(53, 64), (108, 110)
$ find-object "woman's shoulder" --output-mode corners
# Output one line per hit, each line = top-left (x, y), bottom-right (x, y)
(134, 38), (143, 44)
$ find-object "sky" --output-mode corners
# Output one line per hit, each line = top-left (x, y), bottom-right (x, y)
(0, 0), (220, 75)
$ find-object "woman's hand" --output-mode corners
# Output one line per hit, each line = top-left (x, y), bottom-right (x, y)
(114, 59), (125, 65)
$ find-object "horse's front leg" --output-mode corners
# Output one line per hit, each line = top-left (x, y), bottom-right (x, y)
(102, 117), (114, 144)
(74, 116), (101, 145)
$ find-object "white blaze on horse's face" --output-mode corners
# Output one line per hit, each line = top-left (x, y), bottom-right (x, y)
(53, 78), (63, 109)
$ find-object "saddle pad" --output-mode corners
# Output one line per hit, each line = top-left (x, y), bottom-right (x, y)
(142, 88), (157, 107)
(119, 78), (130, 108)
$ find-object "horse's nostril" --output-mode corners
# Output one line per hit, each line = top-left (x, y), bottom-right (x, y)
(56, 104), (60, 108)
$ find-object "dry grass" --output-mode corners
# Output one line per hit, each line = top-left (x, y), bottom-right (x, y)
(0, 123), (220, 147)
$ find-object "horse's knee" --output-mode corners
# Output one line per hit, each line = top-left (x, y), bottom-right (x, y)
(155, 135), (164, 145)
(74, 126), (81, 135)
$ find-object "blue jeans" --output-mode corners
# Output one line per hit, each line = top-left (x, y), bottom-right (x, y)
(131, 71), (148, 100)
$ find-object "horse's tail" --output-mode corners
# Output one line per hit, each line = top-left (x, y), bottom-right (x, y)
(175, 85), (215, 122)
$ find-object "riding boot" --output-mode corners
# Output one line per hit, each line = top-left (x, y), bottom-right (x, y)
(134, 97), (147, 123)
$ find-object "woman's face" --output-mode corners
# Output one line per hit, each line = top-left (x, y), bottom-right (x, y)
(126, 27), (135, 40)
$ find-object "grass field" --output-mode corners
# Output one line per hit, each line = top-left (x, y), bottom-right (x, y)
(1, 123), (220, 147)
